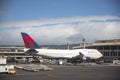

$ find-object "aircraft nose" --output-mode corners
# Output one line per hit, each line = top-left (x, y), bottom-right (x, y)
(99, 52), (103, 58)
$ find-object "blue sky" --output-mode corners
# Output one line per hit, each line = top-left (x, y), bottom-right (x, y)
(0, 0), (120, 45)
(2, 0), (120, 20)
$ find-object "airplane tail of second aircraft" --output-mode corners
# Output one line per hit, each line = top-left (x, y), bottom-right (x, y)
(21, 32), (40, 49)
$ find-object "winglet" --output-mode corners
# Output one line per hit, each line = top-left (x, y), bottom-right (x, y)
(21, 32), (40, 49)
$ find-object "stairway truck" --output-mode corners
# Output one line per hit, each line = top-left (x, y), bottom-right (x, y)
(0, 58), (16, 74)
(0, 65), (16, 74)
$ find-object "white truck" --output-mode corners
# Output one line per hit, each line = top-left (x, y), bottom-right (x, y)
(0, 58), (16, 74)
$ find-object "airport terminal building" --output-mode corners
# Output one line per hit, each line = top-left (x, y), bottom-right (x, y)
(0, 46), (31, 62)
(73, 39), (120, 62)
(0, 39), (120, 63)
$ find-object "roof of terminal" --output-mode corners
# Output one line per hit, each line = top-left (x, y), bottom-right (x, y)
(73, 39), (120, 49)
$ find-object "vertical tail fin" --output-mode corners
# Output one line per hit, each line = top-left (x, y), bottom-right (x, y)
(21, 32), (40, 49)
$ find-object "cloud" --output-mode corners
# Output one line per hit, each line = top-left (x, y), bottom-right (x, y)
(0, 15), (120, 45)
(0, 15), (120, 27)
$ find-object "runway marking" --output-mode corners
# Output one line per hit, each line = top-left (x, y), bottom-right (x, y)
(16, 74), (25, 75)
(47, 74), (57, 78)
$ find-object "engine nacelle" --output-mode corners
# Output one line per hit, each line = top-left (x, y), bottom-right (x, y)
(83, 57), (92, 62)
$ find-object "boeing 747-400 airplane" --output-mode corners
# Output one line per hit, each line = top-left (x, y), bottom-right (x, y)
(21, 32), (103, 63)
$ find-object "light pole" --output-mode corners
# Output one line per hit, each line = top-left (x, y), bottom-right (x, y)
(67, 43), (69, 50)
(82, 38), (86, 49)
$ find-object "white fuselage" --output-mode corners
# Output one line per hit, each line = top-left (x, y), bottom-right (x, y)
(25, 48), (103, 59)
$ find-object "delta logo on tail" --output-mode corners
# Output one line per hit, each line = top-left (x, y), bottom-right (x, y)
(21, 32), (40, 49)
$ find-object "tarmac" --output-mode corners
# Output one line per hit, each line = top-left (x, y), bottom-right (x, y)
(0, 64), (120, 80)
